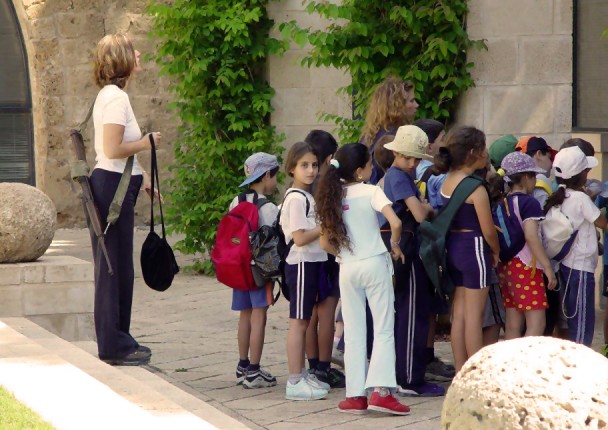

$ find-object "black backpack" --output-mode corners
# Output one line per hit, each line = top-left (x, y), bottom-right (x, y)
(274, 190), (310, 301)
(418, 175), (485, 300)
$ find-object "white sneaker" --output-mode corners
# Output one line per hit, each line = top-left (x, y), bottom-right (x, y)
(285, 378), (328, 401)
(305, 370), (331, 390)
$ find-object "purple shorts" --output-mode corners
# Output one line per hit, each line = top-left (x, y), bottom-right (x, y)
(446, 231), (492, 289)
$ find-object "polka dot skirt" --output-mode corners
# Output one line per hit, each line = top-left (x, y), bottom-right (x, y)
(497, 257), (548, 311)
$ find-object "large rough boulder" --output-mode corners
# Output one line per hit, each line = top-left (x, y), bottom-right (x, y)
(442, 337), (608, 429)
(0, 183), (57, 263)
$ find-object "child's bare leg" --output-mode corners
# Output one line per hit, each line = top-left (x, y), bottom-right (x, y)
(504, 308), (525, 340)
(287, 319), (310, 374)
(317, 296), (339, 363)
(451, 287), (468, 371)
(482, 323), (501, 346)
(249, 307), (268, 365)
(523, 309), (546, 337)
(305, 306), (319, 366)
(238, 309), (252, 360)
(463, 287), (489, 359)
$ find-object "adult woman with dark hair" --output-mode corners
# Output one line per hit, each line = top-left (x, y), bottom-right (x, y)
(360, 77), (419, 185)
(91, 33), (161, 365)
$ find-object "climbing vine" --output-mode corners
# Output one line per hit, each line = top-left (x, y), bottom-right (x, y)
(148, 1), (286, 273)
(279, 1), (486, 142)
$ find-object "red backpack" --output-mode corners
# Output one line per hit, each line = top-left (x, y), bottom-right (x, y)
(211, 192), (269, 291)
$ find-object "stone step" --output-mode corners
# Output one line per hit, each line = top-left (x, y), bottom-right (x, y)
(1, 317), (249, 430)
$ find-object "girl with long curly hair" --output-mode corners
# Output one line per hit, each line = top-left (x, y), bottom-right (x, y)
(316, 143), (409, 416)
(361, 77), (419, 184)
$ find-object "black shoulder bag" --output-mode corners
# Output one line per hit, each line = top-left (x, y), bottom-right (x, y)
(140, 134), (180, 291)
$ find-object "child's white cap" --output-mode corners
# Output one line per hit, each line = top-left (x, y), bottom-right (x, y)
(239, 152), (279, 187)
(553, 146), (598, 179)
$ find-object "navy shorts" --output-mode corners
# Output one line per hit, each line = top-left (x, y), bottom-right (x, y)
(285, 261), (330, 320)
(319, 258), (340, 302)
(446, 231), (492, 289)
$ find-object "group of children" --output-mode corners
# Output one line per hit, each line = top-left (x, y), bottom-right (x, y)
(222, 76), (608, 417)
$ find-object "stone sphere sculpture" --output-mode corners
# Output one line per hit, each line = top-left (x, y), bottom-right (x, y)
(442, 336), (608, 429)
(0, 183), (57, 263)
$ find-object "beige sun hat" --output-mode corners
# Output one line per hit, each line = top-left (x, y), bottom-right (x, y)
(383, 125), (432, 160)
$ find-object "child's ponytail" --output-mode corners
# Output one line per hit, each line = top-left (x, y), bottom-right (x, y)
(544, 172), (586, 213)
(315, 143), (370, 253)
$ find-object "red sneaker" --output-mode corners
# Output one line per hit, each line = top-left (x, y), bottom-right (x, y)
(368, 391), (411, 416)
(338, 397), (368, 415)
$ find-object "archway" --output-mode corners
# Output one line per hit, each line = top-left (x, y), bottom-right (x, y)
(0, 0), (34, 184)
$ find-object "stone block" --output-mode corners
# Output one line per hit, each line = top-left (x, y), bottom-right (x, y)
(29, 17), (57, 40)
(30, 38), (60, 71)
(45, 261), (93, 283)
(24, 3), (47, 20)
(0, 266), (21, 286)
(519, 37), (572, 84)
(267, 0), (309, 13)
(0, 286), (22, 316)
(55, 12), (104, 39)
(468, 38), (518, 85)
(40, 69), (66, 97)
(22, 283), (93, 316)
(467, 0), (553, 38)
(60, 39), (95, 67)
(22, 265), (45, 284)
(45, 97), (65, 128)
(554, 85), (573, 133)
(268, 51), (311, 89)
(272, 87), (343, 127)
(455, 87), (484, 129)
(64, 64), (96, 97)
(310, 65), (350, 89)
(484, 86), (555, 135)
(28, 313), (95, 342)
(554, 0), (573, 35)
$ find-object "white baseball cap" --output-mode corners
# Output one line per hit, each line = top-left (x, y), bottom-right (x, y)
(553, 146), (598, 179)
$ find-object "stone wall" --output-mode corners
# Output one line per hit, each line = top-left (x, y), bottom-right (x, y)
(457, 0), (573, 148)
(11, 0), (177, 226)
(267, 0), (351, 155)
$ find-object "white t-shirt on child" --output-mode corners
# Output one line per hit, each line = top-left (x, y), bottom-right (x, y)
(280, 188), (327, 265)
(561, 189), (601, 273)
(93, 84), (143, 175)
(337, 183), (392, 264)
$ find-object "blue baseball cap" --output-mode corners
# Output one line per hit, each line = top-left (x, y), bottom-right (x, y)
(239, 152), (279, 187)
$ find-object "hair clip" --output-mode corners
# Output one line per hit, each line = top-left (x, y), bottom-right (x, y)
(558, 184), (566, 189)
(330, 159), (340, 169)
(496, 168), (506, 177)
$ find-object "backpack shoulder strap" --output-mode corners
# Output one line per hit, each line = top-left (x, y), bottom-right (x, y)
(283, 189), (310, 216)
(535, 180), (553, 196)
(420, 166), (434, 184)
(435, 176), (484, 232)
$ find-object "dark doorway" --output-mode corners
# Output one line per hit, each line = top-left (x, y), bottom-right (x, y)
(0, 0), (34, 184)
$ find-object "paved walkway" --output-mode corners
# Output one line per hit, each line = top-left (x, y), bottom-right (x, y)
(48, 228), (607, 430)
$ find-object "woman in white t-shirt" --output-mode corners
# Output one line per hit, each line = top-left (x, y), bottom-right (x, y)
(90, 34), (161, 366)
(545, 146), (608, 346)
(316, 143), (410, 416)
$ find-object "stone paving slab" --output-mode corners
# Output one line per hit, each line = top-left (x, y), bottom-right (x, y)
(50, 228), (607, 430)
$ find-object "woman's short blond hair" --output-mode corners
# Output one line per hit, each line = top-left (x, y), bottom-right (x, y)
(93, 34), (136, 89)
